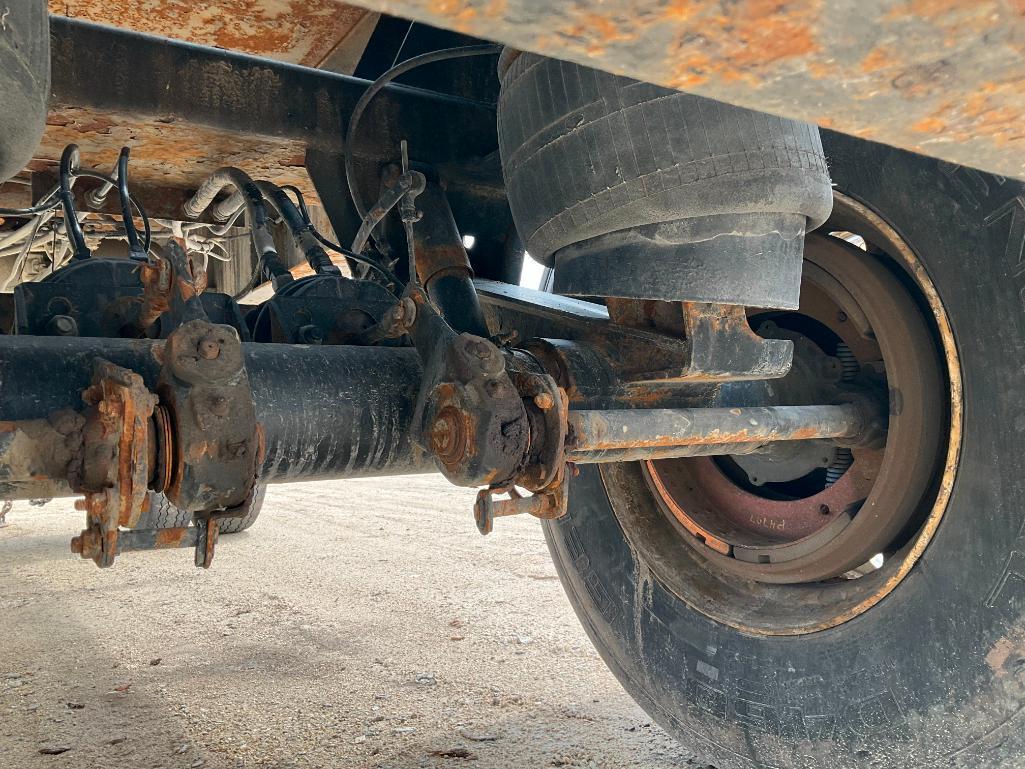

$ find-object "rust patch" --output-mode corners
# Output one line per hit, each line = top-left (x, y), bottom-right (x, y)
(859, 46), (892, 74)
(986, 631), (1025, 677)
(359, 0), (1025, 179)
(645, 463), (731, 555)
(51, 0), (372, 67)
(912, 117), (947, 133)
(429, 0), (478, 30)
(416, 243), (472, 285)
(656, 0), (826, 88)
(154, 527), (191, 549)
(35, 107), (320, 207)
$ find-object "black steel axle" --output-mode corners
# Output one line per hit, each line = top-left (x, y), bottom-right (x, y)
(0, 335), (878, 501)
(0, 335), (431, 501)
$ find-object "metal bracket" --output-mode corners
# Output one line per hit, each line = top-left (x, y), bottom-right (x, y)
(473, 466), (570, 536)
(89, 506), (240, 569)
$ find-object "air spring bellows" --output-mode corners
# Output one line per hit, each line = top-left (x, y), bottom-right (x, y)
(497, 51), (833, 309)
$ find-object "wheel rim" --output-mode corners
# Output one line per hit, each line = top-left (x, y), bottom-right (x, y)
(604, 190), (963, 635)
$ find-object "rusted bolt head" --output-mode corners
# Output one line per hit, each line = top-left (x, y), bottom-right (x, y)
(473, 495), (494, 536)
(70, 527), (101, 560)
(429, 408), (466, 464)
(533, 392), (554, 411)
(47, 314), (78, 336)
(459, 337), (505, 376)
(430, 414), (455, 453)
(197, 337), (221, 360)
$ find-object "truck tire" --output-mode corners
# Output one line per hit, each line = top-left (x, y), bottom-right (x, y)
(137, 487), (266, 535)
(542, 132), (1025, 767)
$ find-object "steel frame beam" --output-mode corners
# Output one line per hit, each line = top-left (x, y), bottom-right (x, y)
(48, 16), (498, 166)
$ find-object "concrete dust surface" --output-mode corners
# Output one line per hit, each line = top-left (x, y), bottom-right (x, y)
(0, 476), (701, 768)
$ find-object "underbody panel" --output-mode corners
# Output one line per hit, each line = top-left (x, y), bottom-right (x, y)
(348, 0), (1025, 180)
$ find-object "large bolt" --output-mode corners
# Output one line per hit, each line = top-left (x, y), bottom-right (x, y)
(533, 392), (555, 411)
(70, 526), (101, 561)
(429, 407), (466, 465)
(430, 414), (455, 454)
(47, 314), (78, 336)
(460, 337), (504, 375)
(197, 337), (221, 359)
(298, 324), (324, 345)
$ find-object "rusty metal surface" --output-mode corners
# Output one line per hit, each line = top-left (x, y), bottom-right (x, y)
(627, 197), (952, 597)
(156, 250), (261, 515)
(608, 299), (795, 384)
(647, 451), (880, 546)
(411, 182), (491, 338)
(0, 335), (433, 499)
(565, 404), (871, 464)
(34, 107), (318, 206)
(39, 17), (499, 210)
(788, 190), (964, 632)
(51, 1), (373, 68)
(353, 0), (1025, 179)
(408, 288), (530, 488)
(0, 414), (80, 499)
(70, 360), (158, 567)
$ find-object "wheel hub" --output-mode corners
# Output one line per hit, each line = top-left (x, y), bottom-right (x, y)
(642, 196), (950, 587)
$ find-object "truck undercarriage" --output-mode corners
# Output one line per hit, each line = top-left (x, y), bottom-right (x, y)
(1, 3), (1023, 767)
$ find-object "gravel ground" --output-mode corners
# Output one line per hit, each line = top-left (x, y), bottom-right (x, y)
(0, 476), (703, 769)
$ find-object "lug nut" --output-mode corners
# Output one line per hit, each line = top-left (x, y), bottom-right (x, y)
(533, 392), (554, 411)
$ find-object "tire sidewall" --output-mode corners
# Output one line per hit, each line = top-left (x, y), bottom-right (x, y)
(544, 134), (1025, 769)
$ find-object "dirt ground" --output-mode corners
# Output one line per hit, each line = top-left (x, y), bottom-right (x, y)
(0, 476), (704, 769)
